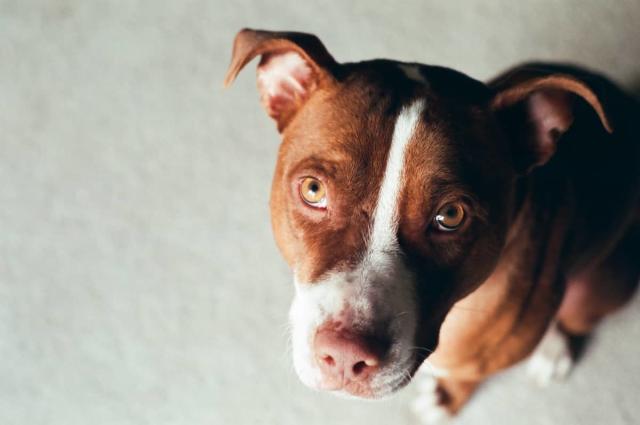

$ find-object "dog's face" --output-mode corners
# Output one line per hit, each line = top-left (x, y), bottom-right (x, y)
(225, 29), (611, 399)
(270, 66), (514, 398)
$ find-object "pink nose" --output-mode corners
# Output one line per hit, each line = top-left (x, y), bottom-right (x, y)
(313, 329), (384, 390)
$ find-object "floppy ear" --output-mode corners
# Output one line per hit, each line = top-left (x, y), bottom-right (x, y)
(224, 28), (338, 132)
(490, 67), (613, 173)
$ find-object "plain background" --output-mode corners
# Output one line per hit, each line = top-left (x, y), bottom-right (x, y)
(1, 1), (639, 424)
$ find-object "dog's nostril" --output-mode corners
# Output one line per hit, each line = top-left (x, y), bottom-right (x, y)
(352, 361), (367, 375)
(320, 354), (335, 367)
(352, 358), (378, 376)
(314, 329), (385, 385)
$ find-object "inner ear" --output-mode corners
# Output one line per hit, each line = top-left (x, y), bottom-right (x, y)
(491, 74), (613, 174)
(525, 90), (575, 167)
(224, 29), (337, 133)
(257, 51), (316, 128)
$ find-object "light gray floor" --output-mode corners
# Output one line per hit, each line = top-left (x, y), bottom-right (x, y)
(1, 1), (639, 424)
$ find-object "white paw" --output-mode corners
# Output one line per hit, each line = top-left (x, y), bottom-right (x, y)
(410, 365), (452, 425)
(526, 321), (573, 387)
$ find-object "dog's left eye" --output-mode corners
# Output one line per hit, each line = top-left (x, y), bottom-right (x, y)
(300, 177), (327, 208)
(434, 202), (465, 231)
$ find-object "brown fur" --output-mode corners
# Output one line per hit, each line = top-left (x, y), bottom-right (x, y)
(225, 29), (640, 415)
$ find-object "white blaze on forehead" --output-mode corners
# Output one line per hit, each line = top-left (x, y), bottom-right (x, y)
(368, 100), (425, 256)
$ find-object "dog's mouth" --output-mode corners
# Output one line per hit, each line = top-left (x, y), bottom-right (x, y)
(361, 356), (423, 399)
(329, 366), (416, 399)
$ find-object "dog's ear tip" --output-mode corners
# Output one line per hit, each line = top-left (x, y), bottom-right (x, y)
(237, 27), (256, 36)
(222, 73), (234, 88)
(233, 28), (261, 47)
(604, 120), (614, 134)
(223, 28), (263, 89)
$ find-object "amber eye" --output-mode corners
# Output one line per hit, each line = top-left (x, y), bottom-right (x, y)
(434, 203), (465, 231)
(300, 177), (327, 208)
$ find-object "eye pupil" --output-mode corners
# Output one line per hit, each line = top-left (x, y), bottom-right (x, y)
(300, 177), (327, 208)
(434, 202), (465, 231)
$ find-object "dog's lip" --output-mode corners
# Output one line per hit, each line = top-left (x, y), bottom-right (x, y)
(333, 370), (414, 400)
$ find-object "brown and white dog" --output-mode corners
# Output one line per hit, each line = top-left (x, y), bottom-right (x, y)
(224, 29), (640, 421)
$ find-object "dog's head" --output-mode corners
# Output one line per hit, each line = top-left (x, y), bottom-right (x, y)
(224, 29), (612, 399)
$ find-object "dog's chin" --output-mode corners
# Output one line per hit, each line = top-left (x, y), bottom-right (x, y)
(316, 369), (414, 401)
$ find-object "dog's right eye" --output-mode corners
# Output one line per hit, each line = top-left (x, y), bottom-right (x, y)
(299, 177), (327, 208)
(433, 202), (465, 231)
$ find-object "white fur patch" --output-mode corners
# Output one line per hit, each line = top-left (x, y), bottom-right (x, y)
(398, 64), (428, 85)
(368, 100), (424, 256)
(411, 363), (452, 424)
(526, 320), (573, 387)
(289, 274), (345, 388)
(288, 101), (426, 397)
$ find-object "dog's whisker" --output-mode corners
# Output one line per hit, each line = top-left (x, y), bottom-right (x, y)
(394, 311), (409, 319)
(450, 305), (490, 314)
(409, 345), (435, 355)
